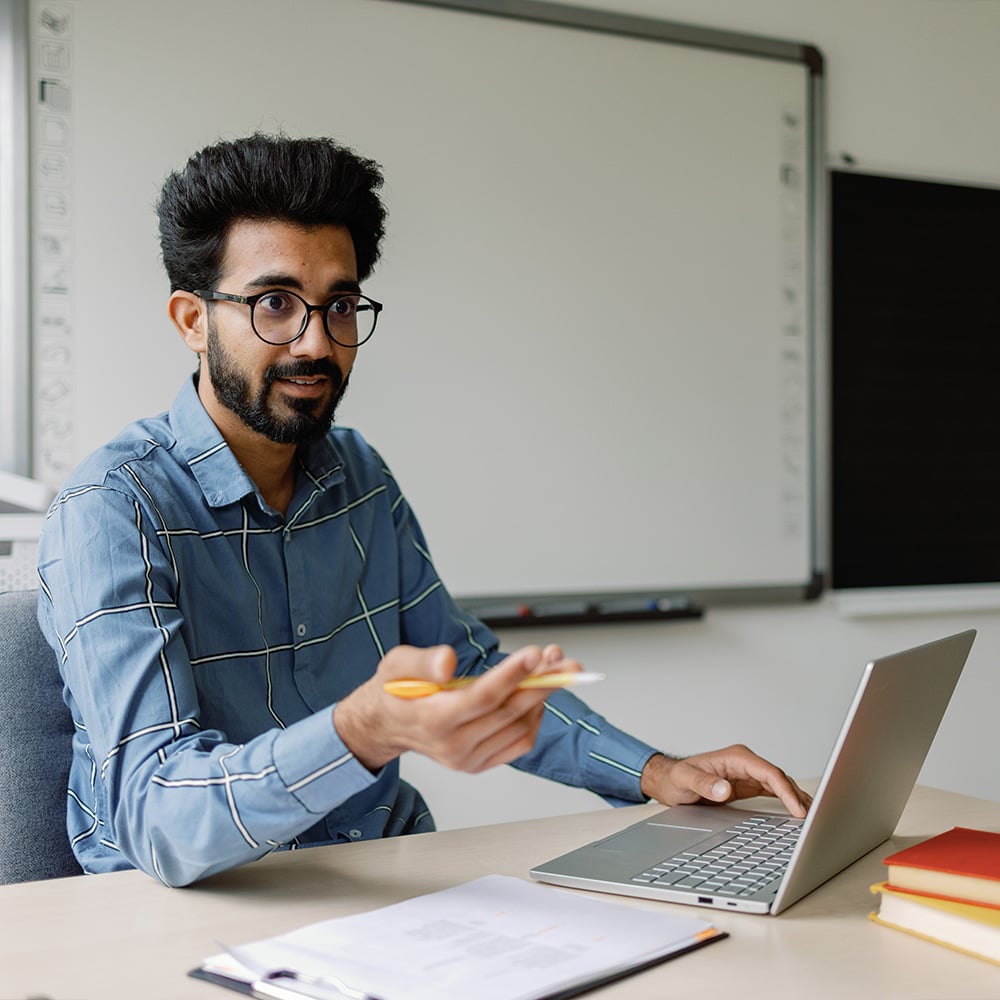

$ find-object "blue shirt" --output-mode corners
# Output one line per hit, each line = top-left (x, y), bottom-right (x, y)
(37, 377), (658, 886)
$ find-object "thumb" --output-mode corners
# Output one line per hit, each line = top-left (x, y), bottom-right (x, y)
(705, 777), (732, 802)
(381, 644), (457, 682)
(678, 760), (731, 802)
(426, 644), (458, 683)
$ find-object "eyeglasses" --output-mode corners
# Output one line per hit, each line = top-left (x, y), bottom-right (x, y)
(194, 288), (383, 347)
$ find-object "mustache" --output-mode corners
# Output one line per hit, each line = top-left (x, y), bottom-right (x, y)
(265, 358), (343, 388)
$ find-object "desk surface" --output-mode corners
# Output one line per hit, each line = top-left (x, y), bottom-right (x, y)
(3, 785), (999, 1000)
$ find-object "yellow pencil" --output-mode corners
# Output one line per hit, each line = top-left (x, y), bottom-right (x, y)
(384, 671), (605, 699)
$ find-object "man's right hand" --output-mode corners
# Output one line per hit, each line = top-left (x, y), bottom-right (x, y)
(333, 644), (578, 773)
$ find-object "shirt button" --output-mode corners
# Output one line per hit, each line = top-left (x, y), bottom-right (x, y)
(296, 624), (306, 637)
(349, 829), (362, 839)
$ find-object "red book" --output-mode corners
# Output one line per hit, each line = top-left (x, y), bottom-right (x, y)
(883, 827), (1000, 908)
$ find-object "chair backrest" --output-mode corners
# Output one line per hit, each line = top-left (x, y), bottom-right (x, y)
(0, 589), (83, 882)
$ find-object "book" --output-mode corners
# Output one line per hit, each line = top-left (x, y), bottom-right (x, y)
(870, 882), (1000, 966)
(190, 874), (727, 1000)
(882, 827), (1000, 907)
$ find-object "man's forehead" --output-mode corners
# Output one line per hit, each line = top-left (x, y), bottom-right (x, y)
(219, 218), (358, 277)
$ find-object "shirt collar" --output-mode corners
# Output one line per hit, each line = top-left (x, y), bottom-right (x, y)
(169, 375), (346, 510)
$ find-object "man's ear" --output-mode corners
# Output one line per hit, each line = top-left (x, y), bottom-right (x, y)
(168, 290), (207, 354)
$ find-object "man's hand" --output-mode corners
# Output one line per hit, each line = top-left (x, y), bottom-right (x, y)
(640, 746), (812, 818)
(334, 644), (579, 773)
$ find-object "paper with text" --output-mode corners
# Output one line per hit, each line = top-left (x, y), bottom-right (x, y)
(197, 874), (725, 1000)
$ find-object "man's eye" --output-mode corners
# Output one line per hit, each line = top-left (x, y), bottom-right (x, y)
(329, 297), (358, 320)
(258, 292), (295, 315)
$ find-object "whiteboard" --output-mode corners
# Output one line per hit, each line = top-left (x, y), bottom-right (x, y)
(27, 0), (822, 602)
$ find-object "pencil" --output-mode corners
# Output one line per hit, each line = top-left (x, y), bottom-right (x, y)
(384, 671), (605, 699)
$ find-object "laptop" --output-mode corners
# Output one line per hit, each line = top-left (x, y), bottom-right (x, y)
(531, 629), (975, 915)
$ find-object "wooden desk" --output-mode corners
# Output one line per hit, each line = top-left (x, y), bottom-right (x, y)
(3, 785), (999, 999)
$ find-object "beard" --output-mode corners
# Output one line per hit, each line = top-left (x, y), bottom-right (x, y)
(205, 319), (349, 445)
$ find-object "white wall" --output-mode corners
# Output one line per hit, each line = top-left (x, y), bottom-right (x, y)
(400, 0), (1000, 829)
(28, 0), (820, 605)
(26, 0), (998, 828)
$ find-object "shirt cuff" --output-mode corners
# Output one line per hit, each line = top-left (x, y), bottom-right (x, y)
(583, 726), (660, 805)
(271, 706), (379, 815)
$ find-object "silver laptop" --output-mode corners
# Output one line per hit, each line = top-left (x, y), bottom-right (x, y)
(531, 629), (975, 915)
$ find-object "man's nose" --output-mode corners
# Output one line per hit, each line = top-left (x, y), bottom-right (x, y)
(289, 307), (331, 357)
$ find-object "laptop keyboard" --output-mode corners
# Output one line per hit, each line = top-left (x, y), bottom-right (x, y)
(630, 814), (803, 898)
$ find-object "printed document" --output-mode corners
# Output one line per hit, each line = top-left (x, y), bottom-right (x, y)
(193, 874), (725, 999)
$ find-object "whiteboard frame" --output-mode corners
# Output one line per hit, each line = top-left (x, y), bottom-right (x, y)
(405, 0), (817, 63)
(0, 0), (31, 477)
(24, 0), (829, 609)
(397, 0), (828, 608)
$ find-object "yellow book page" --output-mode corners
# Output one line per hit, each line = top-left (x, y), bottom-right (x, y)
(870, 883), (1000, 966)
(886, 867), (1000, 906)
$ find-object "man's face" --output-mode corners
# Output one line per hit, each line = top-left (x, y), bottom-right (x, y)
(202, 220), (361, 446)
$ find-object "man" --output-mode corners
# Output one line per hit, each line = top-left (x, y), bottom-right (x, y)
(37, 134), (809, 887)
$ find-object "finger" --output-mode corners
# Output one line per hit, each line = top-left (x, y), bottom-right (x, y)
(458, 647), (545, 708)
(541, 644), (565, 665)
(727, 753), (811, 817)
(535, 648), (583, 681)
(796, 782), (813, 809)
(659, 758), (729, 805)
(696, 768), (734, 804)
(772, 774), (812, 817)
(669, 754), (782, 810)
(440, 678), (552, 769)
(503, 644), (547, 672)
(380, 644), (457, 684)
(734, 753), (810, 816)
(456, 701), (547, 772)
(424, 695), (543, 771)
(425, 644), (459, 684)
(456, 677), (555, 738)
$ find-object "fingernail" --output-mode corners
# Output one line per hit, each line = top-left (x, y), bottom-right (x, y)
(711, 780), (729, 799)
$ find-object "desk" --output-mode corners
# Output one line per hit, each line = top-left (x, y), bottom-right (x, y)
(3, 785), (999, 1000)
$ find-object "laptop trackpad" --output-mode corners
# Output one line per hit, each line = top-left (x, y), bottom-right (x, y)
(596, 821), (712, 857)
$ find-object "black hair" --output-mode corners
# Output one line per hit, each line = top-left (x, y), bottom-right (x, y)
(156, 133), (387, 292)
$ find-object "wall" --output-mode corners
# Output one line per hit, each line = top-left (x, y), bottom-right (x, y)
(401, 0), (1000, 829)
(23, 0), (1000, 829)
(26, 0), (820, 600)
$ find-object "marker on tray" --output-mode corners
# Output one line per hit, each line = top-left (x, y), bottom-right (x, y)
(594, 596), (659, 615)
(530, 600), (591, 617)
(464, 603), (533, 621)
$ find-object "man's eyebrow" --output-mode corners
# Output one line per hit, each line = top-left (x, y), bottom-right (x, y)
(244, 274), (362, 295)
(329, 278), (362, 294)
(245, 272), (303, 291)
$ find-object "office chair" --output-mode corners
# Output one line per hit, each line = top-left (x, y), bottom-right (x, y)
(0, 588), (83, 882)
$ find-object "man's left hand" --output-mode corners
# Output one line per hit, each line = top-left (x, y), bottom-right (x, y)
(640, 746), (812, 818)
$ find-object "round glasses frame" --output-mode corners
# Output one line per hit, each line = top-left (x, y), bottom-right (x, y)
(193, 288), (383, 347)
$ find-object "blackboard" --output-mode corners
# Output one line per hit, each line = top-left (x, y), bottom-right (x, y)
(26, 0), (824, 604)
(831, 168), (1000, 593)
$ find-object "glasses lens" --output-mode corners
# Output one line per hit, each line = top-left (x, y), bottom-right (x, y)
(326, 294), (377, 347)
(248, 291), (379, 346)
(251, 291), (308, 345)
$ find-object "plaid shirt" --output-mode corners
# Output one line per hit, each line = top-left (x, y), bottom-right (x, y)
(38, 377), (656, 886)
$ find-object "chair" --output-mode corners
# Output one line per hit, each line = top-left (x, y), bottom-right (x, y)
(0, 588), (83, 882)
